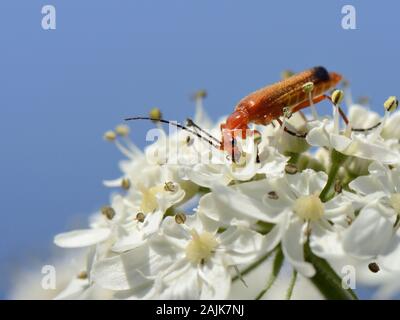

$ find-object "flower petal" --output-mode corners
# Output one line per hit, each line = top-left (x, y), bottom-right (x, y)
(342, 204), (395, 258)
(54, 229), (111, 248)
(281, 218), (315, 277)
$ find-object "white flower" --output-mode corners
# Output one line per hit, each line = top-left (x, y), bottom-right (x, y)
(199, 169), (353, 277)
(342, 161), (400, 271)
(306, 105), (400, 165)
(54, 194), (164, 253)
(92, 214), (268, 299)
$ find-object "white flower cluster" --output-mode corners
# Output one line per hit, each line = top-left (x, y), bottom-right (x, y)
(51, 90), (400, 300)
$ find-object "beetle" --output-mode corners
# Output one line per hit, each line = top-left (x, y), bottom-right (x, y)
(219, 66), (342, 149)
(126, 66), (348, 159)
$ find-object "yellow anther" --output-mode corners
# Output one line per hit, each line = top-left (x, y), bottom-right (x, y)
(175, 213), (186, 224)
(103, 130), (116, 141)
(281, 69), (294, 80)
(164, 181), (177, 192)
(302, 81), (314, 93)
(384, 96), (399, 112)
(101, 206), (116, 220)
(121, 178), (131, 190)
(192, 90), (207, 100)
(136, 212), (145, 223)
(149, 108), (162, 122)
(115, 124), (130, 137)
(331, 89), (344, 105)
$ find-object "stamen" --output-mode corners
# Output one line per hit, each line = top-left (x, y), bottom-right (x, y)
(384, 96), (399, 113)
(282, 106), (293, 119)
(331, 90), (344, 134)
(115, 124), (130, 137)
(285, 163), (298, 175)
(191, 89), (207, 101)
(334, 180), (342, 193)
(149, 108), (162, 122)
(121, 178), (131, 190)
(136, 212), (145, 223)
(302, 81), (318, 120)
(175, 213), (186, 224)
(368, 262), (380, 273)
(101, 206), (116, 220)
(103, 130), (116, 142)
(267, 191), (279, 200)
(281, 69), (294, 80)
(331, 89), (345, 106)
(164, 181), (177, 192)
(77, 271), (88, 279)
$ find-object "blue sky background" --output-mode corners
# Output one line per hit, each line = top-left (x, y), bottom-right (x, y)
(0, 0), (398, 299)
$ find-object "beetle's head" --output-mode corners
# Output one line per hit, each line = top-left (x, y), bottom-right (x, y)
(220, 110), (250, 161)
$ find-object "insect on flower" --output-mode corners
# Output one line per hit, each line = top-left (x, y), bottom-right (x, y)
(125, 66), (361, 161)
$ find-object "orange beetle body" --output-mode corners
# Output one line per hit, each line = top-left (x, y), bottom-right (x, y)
(220, 66), (342, 150)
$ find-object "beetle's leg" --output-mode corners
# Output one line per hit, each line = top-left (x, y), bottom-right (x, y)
(276, 118), (307, 138)
(248, 129), (261, 163)
(291, 95), (350, 124)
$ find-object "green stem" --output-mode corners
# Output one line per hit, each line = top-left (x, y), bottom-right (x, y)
(304, 243), (358, 300)
(255, 245), (284, 300)
(319, 150), (346, 202)
(286, 269), (298, 300)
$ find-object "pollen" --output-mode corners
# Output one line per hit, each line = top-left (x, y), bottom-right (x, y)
(138, 184), (164, 213)
(185, 230), (218, 264)
(390, 193), (400, 214)
(293, 194), (325, 221)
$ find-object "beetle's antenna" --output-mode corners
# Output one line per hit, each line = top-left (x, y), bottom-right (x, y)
(186, 118), (220, 144)
(124, 117), (220, 149)
(351, 122), (382, 132)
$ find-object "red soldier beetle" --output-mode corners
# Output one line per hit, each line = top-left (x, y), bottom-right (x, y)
(125, 66), (378, 162)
